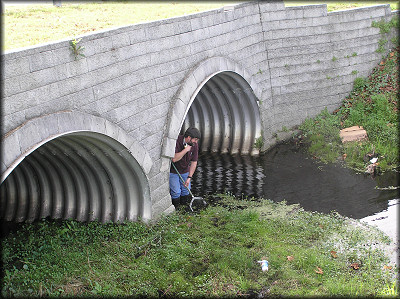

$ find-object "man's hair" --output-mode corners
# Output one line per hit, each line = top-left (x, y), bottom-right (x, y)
(184, 127), (201, 139)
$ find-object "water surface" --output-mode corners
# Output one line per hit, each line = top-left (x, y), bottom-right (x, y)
(192, 142), (399, 220)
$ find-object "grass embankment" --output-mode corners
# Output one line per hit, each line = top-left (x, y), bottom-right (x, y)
(2, 1), (399, 51)
(299, 46), (399, 173)
(1, 196), (397, 297)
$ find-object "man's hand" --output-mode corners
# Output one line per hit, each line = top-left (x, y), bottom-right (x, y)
(184, 143), (192, 152)
(184, 177), (191, 187)
(172, 144), (191, 162)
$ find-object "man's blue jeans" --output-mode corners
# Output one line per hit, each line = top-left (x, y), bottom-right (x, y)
(169, 172), (190, 199)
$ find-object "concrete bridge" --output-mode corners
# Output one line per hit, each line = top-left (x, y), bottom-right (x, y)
(1, 1), (397, 223)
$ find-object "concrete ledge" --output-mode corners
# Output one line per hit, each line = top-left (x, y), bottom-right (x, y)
(1, 110), (153, 181)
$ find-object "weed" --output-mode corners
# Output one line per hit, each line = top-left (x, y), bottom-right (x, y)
(372, 16), (400, 53)
(351, 70), (358, 75)
(332, 56), (337, 62)
(69, 38), (85, 60)
(299, 46), (399, 172)
(254, 135), (264, 151)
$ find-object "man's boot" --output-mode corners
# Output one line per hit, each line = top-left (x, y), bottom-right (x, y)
(179, 195), (193, 212)
(172, 197), (180, 210)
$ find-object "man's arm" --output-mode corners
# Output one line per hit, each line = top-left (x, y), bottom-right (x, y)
(172, 145), (191, 163)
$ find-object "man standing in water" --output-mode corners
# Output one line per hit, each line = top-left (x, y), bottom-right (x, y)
(170, 127), (201, 210)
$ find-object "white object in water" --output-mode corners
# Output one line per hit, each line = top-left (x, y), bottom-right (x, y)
(257, 260), (269, 272)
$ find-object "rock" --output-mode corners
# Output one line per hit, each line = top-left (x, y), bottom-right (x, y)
(339, 126), (368, 143)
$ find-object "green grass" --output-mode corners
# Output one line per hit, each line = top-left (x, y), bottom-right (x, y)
(299, 46), (399, 172)
(2, 1), (399, 51)
(1, 195), (397, 297)
(285, 1), (399, 11)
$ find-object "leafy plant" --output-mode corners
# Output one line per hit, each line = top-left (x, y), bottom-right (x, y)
(254, 135), (264, 151)
(69, 38), (85, 60)
(372, 16), (400, 53)
(300, 46), (399, 172)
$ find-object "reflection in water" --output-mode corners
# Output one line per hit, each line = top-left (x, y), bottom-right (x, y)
(192, 142), (398, 220)
(192, 154), (265, 199)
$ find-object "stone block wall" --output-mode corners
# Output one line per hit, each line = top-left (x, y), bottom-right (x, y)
(2, 1), (398, 218)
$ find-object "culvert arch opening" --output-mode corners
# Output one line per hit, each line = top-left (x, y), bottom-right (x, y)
(181, 71), (261, 155)
(0, 132), (151, 223)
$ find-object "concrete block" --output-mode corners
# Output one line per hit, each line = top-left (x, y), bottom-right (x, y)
(155, 75), (172, 92)
(285, 7), (304, 19)
(2, 111), (26, 135)
(111, 32), (131, 48)
(28, 50), (58, 72)
(37, 114), (60, 141)
(83, 36), (114, 57)
(3, 56), (31, 78)
(2, 129), (22, 168)
(18, 120), (42, 154)
(151, 194), (174, 219)
(88, 113), (106, 133)
(128, 139), (146, 168)
(145, 23), (174, 40)
(104, 119), (120, 141)
(18, 67), (64, 91)
(303, 4), (327, 18)
(161, 136), (176, 158)
(261, 10), (286, 22)
(259, 1), (285, 13)
(142, 151), (153, 175)
(128, 27), (147, 44)
(85, 50), (120, 72)
(312, 16), (330, 26)
(3, 89), (40, 115)
(3, 78), (21, 97)
(151, 86), (177, 106)
(65, 59), (89, 78)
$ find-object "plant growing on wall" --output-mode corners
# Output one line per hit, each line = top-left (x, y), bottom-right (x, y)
(254, 135), (264, 151)
(70, 38), (85, 60)
(372, 16), (399, 53)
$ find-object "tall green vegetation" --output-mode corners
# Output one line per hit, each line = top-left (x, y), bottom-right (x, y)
(299, 46), (399, 172)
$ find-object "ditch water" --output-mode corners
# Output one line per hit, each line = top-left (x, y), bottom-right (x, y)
(192, 141), (399, 241)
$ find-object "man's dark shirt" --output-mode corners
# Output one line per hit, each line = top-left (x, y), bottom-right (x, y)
(170, 135), (199, 174)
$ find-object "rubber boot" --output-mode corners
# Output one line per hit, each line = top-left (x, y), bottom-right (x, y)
(180, 195), (192, 206)
(180, 195), (193, 212)
(172, 197), (180, 210)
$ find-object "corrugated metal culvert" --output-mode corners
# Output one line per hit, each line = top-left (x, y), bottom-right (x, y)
(181, 71), (261, 156)
(0, 132), (151, 223)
